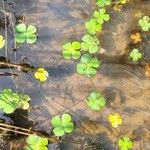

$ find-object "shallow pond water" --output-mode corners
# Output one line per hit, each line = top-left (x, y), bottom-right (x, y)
(0, 0), (150, 149)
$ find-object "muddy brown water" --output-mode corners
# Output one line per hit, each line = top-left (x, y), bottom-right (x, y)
(0, 0), (150, 149)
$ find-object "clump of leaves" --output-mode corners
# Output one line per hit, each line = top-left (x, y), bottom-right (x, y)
(0, 89), (30, 114)
(62, 41), (81, 59)
(81, 34), (100, 54)
(96, 0), (111, 7)
(130, 32), (141, 44)
(138, 16), (150, 31)
(34, 68), (49, 82)
(118, 137), (134, 150)
(94, 9), (110, 24)
(129, 49), (142, 62)
(51, 113), (74, 136)
(0, 35), (5, 49)
(76, 54), (100, 77)
(25, 135), (48, 150)
(86, 91), (106, 111)
(85, 19), (102, 34)
(15, 23), (37, 44)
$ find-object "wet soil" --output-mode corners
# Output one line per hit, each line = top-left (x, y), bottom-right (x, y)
(0, 0), (150, 150)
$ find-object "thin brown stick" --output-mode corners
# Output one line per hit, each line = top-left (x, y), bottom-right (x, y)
(0, 123), (59, 143)
(0, 62), (22, 69)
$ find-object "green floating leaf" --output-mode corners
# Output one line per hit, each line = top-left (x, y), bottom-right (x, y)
(0, 89), (31, 114)
(15, 23), (37, 44)
(62, 41), (81, 60)
(25, 135), (48, 150)
(76, 54), (100, 77)
(86, 91), (106, 111)
(81, 34), (100, 54)
(118, 137), (134, 150)
(51, 113), (74, 137)
(129, 48), (142, 62)
(85, 19), (102, 34)
(138, 16), (150, 32)
(96, 0), (112, 7)
(94, 9), (110, 24)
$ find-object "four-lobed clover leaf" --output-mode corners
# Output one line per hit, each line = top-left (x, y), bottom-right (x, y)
(118, 137), (134, 150)
(96, 0), (112, 8)
(15, 23), (37, 44)
(51, 113), (74, 136)
(94, 9), (110, 24)
(108, 113), (122, 128)
(34, 68), (49, 82)
(85, 19), (102, 34)
(81, 34), (100, 54)
(0, 89), (30, 114)
(76, 54), (100, 77)
(129, 48), (142, 62)
(138, 16), (150, 32)
(86, 91), (106, 111)
(25, 135), (48, 150)
(62, 41), (81, 60)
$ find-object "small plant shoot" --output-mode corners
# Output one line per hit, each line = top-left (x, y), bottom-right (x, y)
(129, 49), (142, 62)
(118, 137), (134, 150)
(96, 0), (112, 8)
(15, 23), (37, 44)
(138, 16), (150, 32)
(76, 54), (100, 77)
(81, 34), (100, 54)
(51, 113), (74, 136)
(85, 19), (102, 34)
(86, 91), (106, 111)
(25, 135), (48, 150)
(0, 89), (30, 114)
(62, 41), (81, 60)
(0, 35), (5, 49)
(94, 9), (110, 24)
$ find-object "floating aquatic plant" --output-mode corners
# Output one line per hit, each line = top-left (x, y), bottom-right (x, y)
(0, 35), (5, 49)
(76, 54), (100, 77)
(138, 16), (150, 32)
(34, 68), (49, 82)
(108, 113), (122, 128)
(94, 9), (110, 24)
(25, 135), (48, 150)
(129, 49), (142, 62)
(51, 113), (74, 136)
(0, 89), (30, 114)
(62, 41), (81, 60)
(118, 137), (134, 150)
(15, 23), (37, 44)
(81, 34), (100, 54)
(86, 91), (106, 111)
(85, 19), (102, 34)
(96, 0), (111, 8)
(130, 32), (141, 44)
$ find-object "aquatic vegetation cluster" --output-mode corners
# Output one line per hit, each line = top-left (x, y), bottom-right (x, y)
(0, 89), (30, 114)
(25, 135), (48, 150)
(0, 0), (149, 149)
